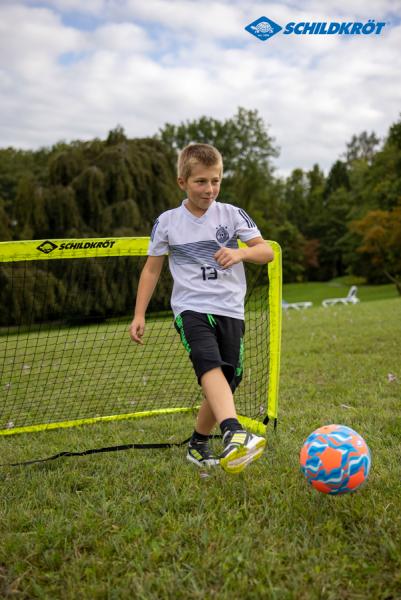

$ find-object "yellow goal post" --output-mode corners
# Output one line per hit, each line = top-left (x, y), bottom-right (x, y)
(0, 237), (282, 437)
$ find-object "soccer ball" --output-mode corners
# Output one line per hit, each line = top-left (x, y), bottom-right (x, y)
(300, 424), (371, 495)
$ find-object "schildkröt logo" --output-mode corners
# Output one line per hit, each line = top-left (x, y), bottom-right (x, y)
(36, 239), (117, 254)
(37, 240), (58, 254)
(245, 17), (282, 41)
(245, 16), (386, 41)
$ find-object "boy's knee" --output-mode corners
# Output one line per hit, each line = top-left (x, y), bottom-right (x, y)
(199, 363), (234, 387)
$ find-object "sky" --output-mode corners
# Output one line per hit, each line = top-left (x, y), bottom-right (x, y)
(0, 0), (400, 176)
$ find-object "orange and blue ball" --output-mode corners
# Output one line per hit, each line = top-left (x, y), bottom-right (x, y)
(300, 424), (371, 495)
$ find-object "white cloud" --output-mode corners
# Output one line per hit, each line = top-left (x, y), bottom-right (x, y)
(0, 0), (400, 176)
(0, 5), (86, 70)
(116, 0), (243, 38)
(91, 23), (154, 54)
(24, 0), (107, 12)
(295, 0), (399, 17)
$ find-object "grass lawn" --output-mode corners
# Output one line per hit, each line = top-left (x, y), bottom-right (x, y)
(0, 298), (400, 599)
(283, 280), (398, 305)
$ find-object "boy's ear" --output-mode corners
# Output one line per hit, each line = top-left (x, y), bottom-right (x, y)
(177, 177), (186, 190)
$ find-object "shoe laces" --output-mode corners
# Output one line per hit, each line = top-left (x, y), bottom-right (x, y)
(189, 441), (215, 459)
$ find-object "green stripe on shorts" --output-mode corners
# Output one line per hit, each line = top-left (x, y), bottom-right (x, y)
(236, 337), (244, 376)
(175, 314), (191, 354)
(207, 314), (217, 328)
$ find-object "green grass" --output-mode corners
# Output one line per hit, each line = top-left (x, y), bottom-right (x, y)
(283, 280), (398, 305)
(1, 298), (401, 599)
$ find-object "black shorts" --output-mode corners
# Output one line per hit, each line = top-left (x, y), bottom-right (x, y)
(174, 310), (245, 392)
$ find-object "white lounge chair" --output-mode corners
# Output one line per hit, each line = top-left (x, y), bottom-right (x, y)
(322, 285), (360, 307)
(282, 299), (313, 311)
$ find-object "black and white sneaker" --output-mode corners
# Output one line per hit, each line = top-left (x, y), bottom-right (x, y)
(219, 430), (266, 474)
(187, 442), (220, 468)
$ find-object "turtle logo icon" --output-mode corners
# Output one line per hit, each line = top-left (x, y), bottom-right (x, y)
(245, 17), (282, 41)
(37, 240), (58, 254)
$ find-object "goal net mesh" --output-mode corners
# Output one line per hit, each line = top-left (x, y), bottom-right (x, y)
(0, 238), (281, 436)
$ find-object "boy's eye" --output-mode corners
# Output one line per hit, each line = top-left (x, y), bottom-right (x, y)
(193, 179), (220, 186)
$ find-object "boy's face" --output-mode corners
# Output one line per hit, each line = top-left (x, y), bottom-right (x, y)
(178, 164), (222, 216)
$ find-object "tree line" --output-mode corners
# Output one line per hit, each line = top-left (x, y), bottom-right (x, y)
(0, 108), (400, 325)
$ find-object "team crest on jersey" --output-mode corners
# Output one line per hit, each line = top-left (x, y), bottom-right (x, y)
(216, 225), (229, 244)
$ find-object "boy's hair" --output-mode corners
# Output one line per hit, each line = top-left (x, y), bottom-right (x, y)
(177, 143), (223, 181)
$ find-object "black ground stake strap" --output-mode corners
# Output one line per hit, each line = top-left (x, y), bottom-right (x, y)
(1, 434), (223, 468)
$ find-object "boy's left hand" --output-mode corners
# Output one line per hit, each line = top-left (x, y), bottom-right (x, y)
(214, 247), (244, 269)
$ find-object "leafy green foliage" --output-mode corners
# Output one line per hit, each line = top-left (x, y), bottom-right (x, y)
(158, 107), (279, 175)
(1, 112), (401, 292)
(350, 204), (401, 293)
(343, 130), (380, 164)
(0, 133), (181, 323)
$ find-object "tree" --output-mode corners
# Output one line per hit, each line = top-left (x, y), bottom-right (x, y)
(13, 174), (48, 239)
(344, 131), (380, 164)
(269, 220), (306, 282)
(73, 166), (107, 233)
(158, 107), (279, 176)
(360, 117), (401, 211)
(323, 160), (350, 199)
(306, 164), (325, 213)
(350, 205), (401, 295)
(0, 200), (11, 240)
(44, 186), (82, 237)
(49, 152), (81, 186)
(106, 125), (128, 146)
(283, 169), (308, 232)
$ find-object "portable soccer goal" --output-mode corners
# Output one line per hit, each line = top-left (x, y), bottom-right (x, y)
(0, 237), (282, 441)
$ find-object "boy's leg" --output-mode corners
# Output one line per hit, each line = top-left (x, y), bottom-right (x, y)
(213, 316), (266, 474)
(200, 366), (265, 474)
(175, 311), (232, 430)
(187, 369), (239, 468)
(195, 396), (217, 435)
(199, 367), (237, 425)
(175, 311), (265, 471)
(186, 395), (219, 467)
(187, 373), (236, 468)
(175, 312), (221, 467)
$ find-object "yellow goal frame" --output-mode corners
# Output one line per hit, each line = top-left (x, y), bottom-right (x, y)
(0, 237), (282, 437)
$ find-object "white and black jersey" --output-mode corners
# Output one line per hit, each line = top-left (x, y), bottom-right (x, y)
(148, 199), (262, 320)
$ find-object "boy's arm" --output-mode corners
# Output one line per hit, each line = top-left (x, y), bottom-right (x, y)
(240, 237), (274, 264)
(215, 237), (274, 269)
(129, 255), (165, 344)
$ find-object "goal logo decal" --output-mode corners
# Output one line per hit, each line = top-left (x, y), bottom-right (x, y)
(37, 240), (58, 254)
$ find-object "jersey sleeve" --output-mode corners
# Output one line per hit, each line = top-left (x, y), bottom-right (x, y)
(234, 208), (262, 242)
(148, 214), (169, 256)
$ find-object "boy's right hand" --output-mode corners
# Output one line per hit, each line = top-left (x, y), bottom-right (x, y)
(129, 316), (145, 345)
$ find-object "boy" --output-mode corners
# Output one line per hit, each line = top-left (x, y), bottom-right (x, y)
(129, 143), (274, 474)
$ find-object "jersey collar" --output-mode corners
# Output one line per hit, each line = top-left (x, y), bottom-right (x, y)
(181, 199), (216, 223)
